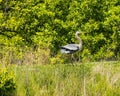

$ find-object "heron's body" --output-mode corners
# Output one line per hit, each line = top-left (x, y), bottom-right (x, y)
(60, 31), (82, 54)
(61, 44), (79, 54)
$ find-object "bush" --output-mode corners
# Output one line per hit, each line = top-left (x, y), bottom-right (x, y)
(0, 68), (16, 96)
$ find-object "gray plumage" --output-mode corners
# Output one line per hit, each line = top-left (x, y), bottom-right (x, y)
(60, 31), (82, 54)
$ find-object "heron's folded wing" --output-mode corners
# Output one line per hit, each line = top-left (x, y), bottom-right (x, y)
(60, 49), (71, 53)
(61, 44), (79, 51)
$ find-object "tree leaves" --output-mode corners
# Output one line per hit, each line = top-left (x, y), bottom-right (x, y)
(0, 0), (120, 61)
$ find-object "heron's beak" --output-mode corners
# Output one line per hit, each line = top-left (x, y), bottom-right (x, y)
(82, 32), (86, 34)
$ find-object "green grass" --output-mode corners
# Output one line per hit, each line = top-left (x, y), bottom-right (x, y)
(8, 61), (120, 96)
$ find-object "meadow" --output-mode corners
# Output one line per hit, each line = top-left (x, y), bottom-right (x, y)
(8, 61), (120, 96)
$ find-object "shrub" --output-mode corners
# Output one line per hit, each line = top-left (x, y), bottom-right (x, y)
(0, 68), (16, 96)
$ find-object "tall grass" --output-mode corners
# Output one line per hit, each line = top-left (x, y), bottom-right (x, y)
(8, 61), (120, 96)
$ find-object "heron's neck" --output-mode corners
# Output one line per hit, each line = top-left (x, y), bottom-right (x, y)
(75, 34), (82, 48)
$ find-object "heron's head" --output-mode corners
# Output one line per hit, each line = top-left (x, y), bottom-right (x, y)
(75, 31), (82, 35)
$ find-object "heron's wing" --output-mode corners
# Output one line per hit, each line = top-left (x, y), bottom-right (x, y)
(60, 49), (71, 54)
(61, 44), (79, 51)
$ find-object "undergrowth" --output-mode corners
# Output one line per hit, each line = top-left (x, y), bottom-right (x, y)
(7, 61), (120, 96)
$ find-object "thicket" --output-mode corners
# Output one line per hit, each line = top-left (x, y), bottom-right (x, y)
(0, 68), (16, 96)
(0, 0), (120, 64)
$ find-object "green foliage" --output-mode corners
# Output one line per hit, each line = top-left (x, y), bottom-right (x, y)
(50, 54), (64, 64)
(0, 68), (16, 96)
(0, 0), (120, 63)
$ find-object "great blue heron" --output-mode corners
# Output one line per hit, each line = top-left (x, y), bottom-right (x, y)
(60, 31), (82, 54)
